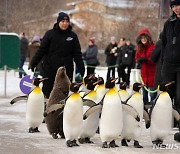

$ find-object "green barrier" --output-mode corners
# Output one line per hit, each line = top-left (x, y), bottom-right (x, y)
(0, 33), (20, 69)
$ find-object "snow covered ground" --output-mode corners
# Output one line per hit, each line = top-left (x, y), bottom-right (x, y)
(0, 64), (179, 154)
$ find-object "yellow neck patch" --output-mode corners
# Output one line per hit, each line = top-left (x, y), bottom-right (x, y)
(33, 87), (41, 93)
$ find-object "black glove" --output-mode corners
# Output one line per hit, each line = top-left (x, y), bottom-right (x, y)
(138, 57), (148, 63)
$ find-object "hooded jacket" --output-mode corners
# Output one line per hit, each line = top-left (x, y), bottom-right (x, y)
(135, 29), (156, 87)
(30, 23), (85, 79)
(161, 13), (180, 65)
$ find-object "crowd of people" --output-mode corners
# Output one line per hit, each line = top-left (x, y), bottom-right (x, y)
(18, 1), (180, 130)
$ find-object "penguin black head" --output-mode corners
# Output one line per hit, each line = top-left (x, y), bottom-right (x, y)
(33, 77), (48, 86)
(84, 74), (96, 85)
(70, 82), (82, 93)
(132, 82), (143, 92)
(97, 76), (104, 85)
(86, 80), (98, 90)
(105, 77), (117, 89)
(159, 81), (175, 92)
(119, 82), (127, 90)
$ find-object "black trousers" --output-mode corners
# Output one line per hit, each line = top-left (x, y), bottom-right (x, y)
(118, 64), (132, 85)
(87, 64), (96, 76)
(161, 62), (180, 113)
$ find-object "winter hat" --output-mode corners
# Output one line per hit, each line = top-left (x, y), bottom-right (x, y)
(57, 12), (70, 23)
(111, 36), (116, 42)
(89, 37), (95, 44)
(32, 35), (40, 43)
(170, 0), (180, 8)
(138, 28), (151, 37)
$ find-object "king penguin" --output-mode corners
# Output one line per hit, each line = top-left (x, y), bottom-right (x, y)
(78, 77), (100, 144)
(118, 82), (130, 103)
(150, 81), (174, 147)
(121, 82), (144, 148)
(63, 82), (83, 147)
(45, 66), (71, 139)
(10, 77), (48, 133)
(100, 77), (122, 148)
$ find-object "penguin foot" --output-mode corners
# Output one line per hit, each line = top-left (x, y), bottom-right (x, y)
(78, 138), (86, 144)
(152, 139), (166, 148)
(134, 140), (143, 148)
(121, 139), (128, 146)
(59, 131), (65, 139)
(34, 127), (40, 132)
(52, 133), (58, 139)
(152, 139), (163, 145)
(85, 137), (94, 144)
(72, 140), (79, 146)
(174, 132), (180, 142)
(109, 140), (119, 148)
(102, 142), (108, 148)
(66, 140), (73, 147)
(29, 127), (35, 133)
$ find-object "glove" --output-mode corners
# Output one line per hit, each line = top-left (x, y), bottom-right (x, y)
(138, 57), (148, 63)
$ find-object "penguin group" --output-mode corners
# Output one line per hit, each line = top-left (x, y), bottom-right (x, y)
(10, 67), (180, 148)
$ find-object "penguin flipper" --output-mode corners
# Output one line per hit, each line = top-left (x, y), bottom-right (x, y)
(143, 110), (151, 129)
(172, 108), (180, 121)
(122, 104), (140, 122)
(10, 95), (28, 105)
(83, 104), (102, 120)
(44, 103), (64, 117)
(83, 99), (96, 107)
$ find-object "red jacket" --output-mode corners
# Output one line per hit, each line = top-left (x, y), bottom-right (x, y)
(135, 44), (156, 87)
(135, 29), (156, 87)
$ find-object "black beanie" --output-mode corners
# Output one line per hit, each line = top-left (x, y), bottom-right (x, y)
(57, 12), (70, 23)
(170, 0), (180, 8)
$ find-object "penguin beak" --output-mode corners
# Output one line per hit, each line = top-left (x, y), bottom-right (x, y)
(165, 81), (175, 87)
(111, 78), (118, 83)
(93, 81), (99, 85)
(39, 77), (48, 82)
(138, 84), (144, 88)
(88, 74), (95, 79)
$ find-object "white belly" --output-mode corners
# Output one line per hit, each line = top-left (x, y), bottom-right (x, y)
(121, 94), (144, 140)
(63, 96), (83, 141)
(79, 106), (100, 138)
(150, 95), (172, 141)
(26, 92), (44, 128)
(100, 92), (123, 142)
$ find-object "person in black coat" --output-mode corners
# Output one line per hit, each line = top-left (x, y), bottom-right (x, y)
(105, 36), (118, 81)
(19, 32), (29, 78)
(150, 32), (162, 88)
(117, 39), (136, 86)
(83, 37), (99, 75)
(161, 0), (180, 113)
(30, 12), (85, 98)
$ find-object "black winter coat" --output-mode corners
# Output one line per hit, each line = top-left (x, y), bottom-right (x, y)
(161, 14), (180, 64)
(150, 39), (162, 87)
(30, 23), (85, 79)
(105, 43), (117, 65)
(117, 43), (136, 67)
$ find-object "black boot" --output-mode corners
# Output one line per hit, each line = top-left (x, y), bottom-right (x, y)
(121, 139), (128, 146)
(134, 140), (143, 148)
